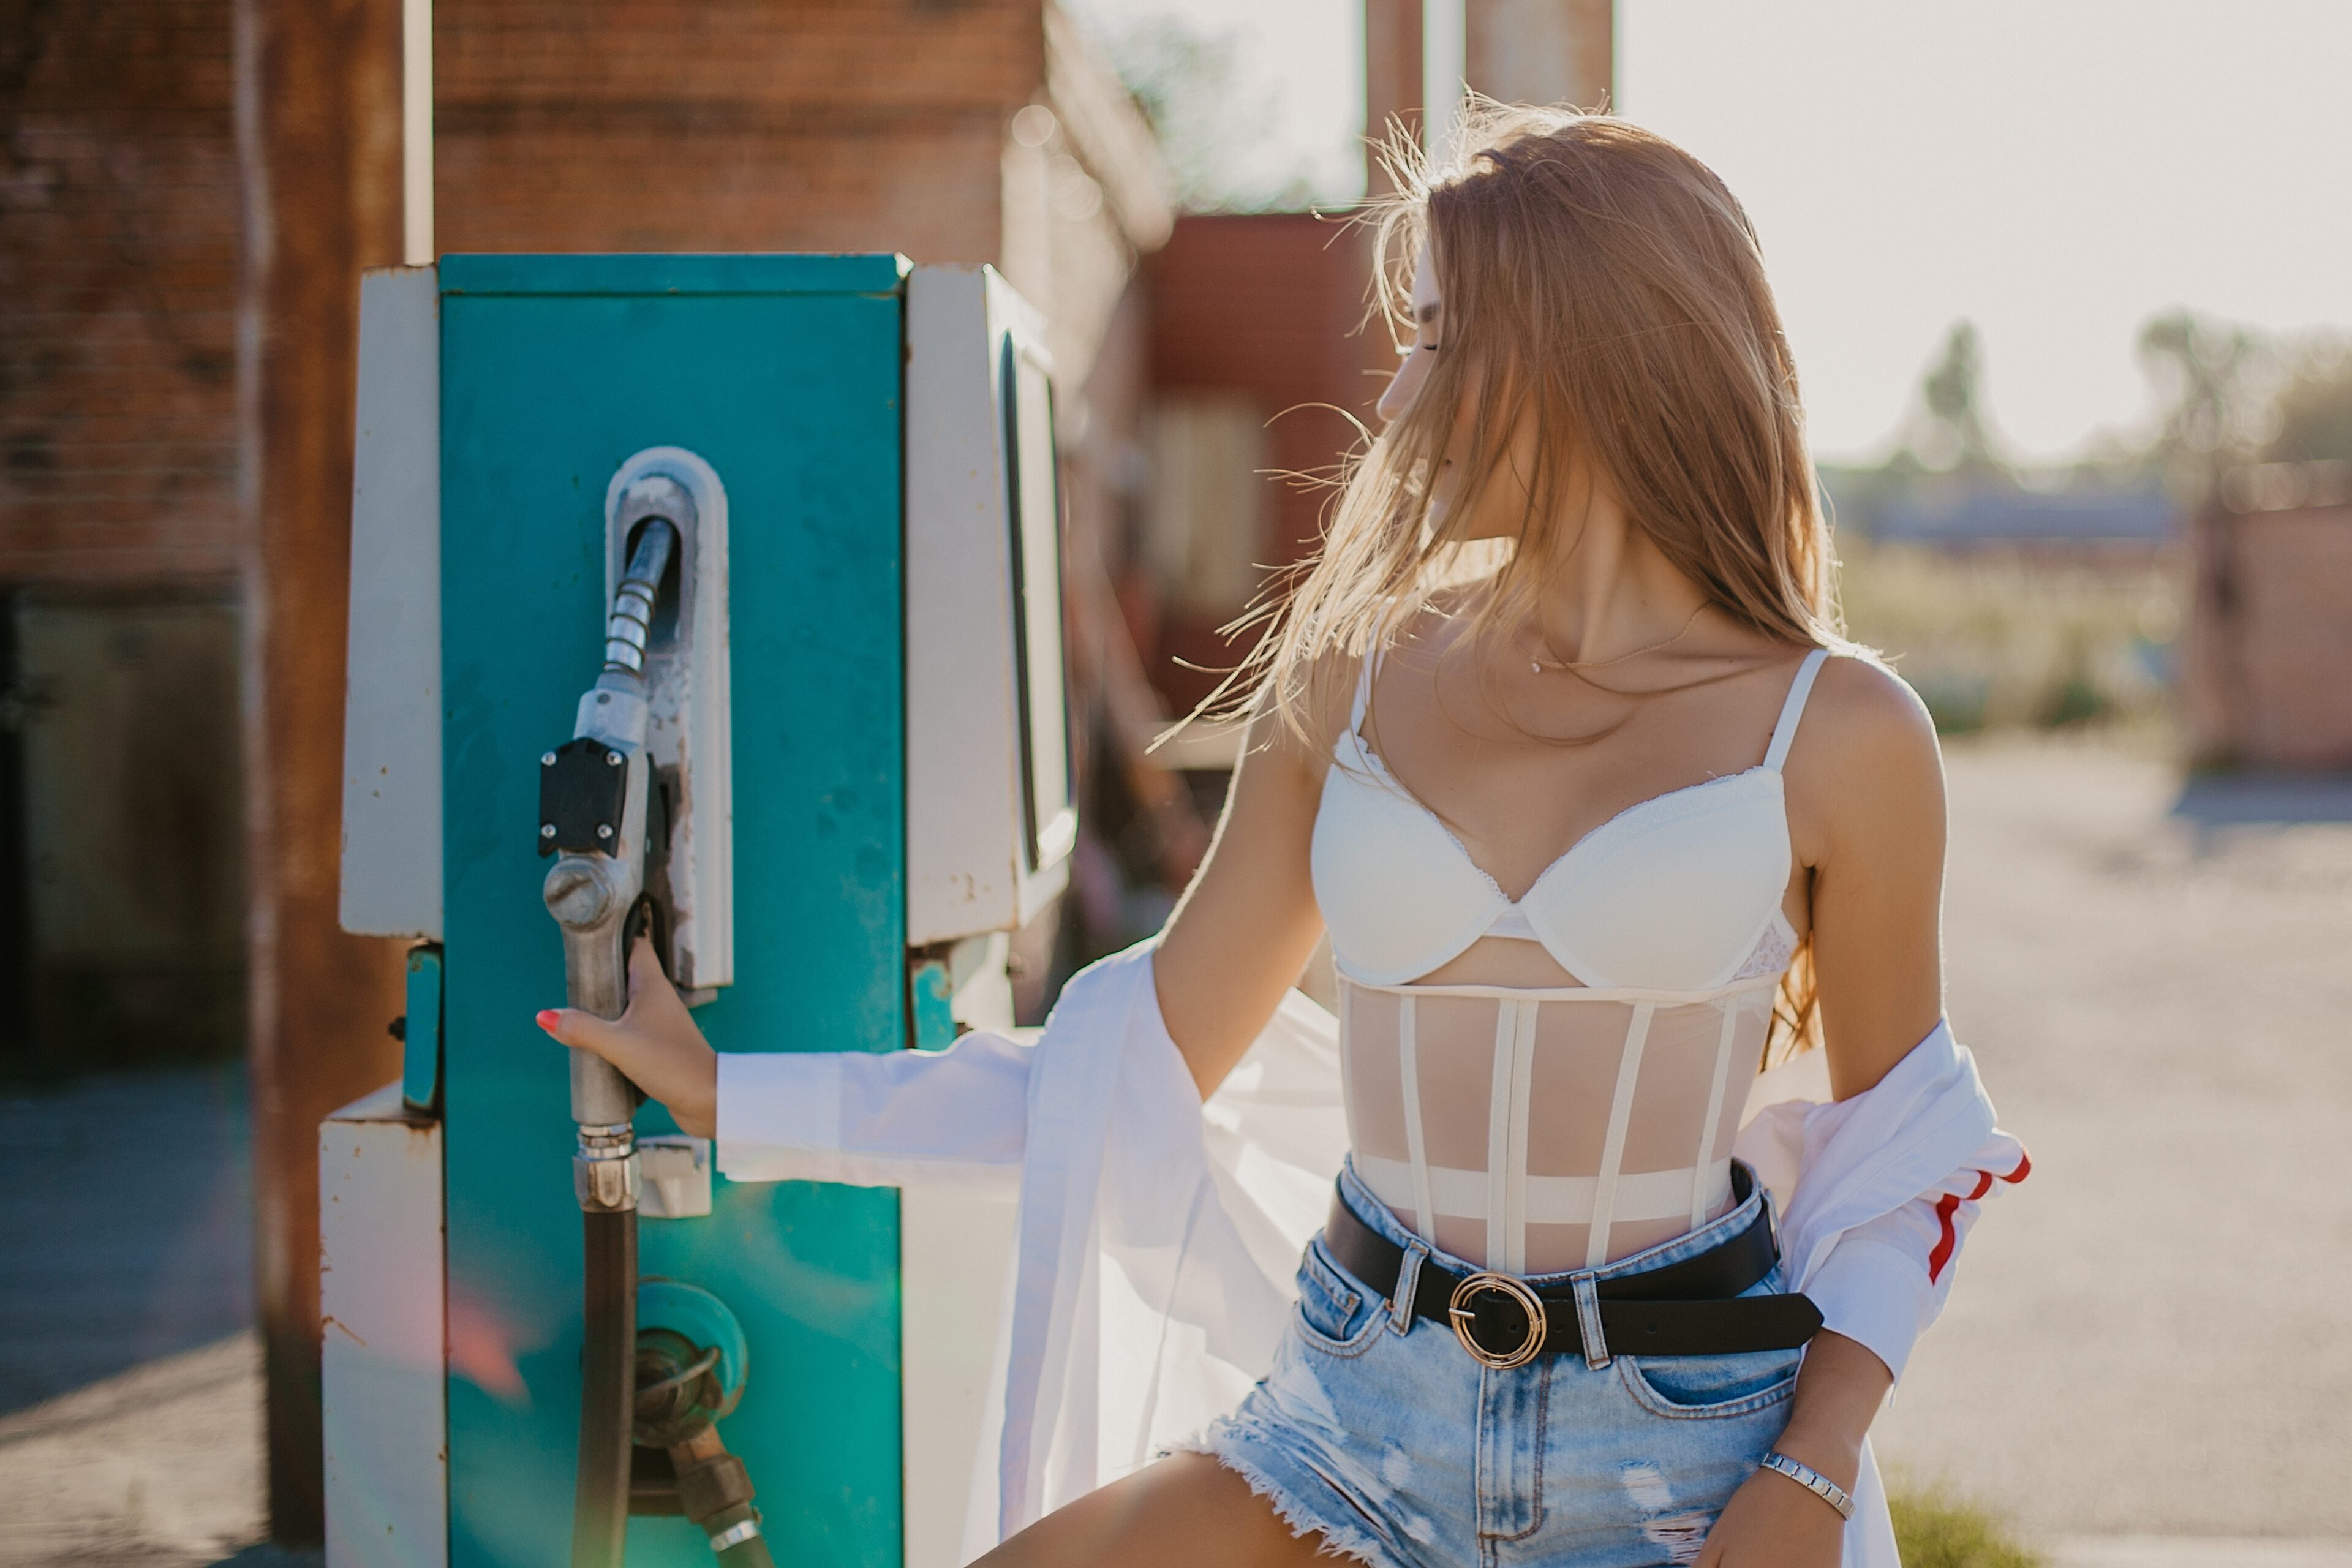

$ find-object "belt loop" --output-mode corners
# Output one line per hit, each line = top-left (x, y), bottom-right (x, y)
(1570, 1272), (1610, 1368)
(1390, 1239), (1428, 1333)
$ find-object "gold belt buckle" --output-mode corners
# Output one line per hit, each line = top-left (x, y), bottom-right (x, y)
(1447, 1272), (1547, 1370)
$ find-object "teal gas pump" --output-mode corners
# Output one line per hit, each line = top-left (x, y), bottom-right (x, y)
(325, 255), (1073, 1568)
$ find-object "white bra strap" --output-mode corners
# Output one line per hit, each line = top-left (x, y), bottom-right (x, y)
(1350, 602), (1404, 737)
(1763, 648), (1831, 772)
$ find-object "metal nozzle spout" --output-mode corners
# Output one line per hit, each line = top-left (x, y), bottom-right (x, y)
(604, 514), (678, 677)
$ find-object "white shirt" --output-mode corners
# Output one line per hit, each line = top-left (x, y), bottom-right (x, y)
(718, 938), (2027, 1567)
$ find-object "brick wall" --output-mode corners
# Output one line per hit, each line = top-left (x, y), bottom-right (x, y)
(0, 0), (241, 584)
(0, 0), (247, 1075)
(0, 0), (1132, 591)
(435, 0), (1043, 262)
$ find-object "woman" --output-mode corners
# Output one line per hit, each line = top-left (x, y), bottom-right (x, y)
(543, 105), (2025, 1567)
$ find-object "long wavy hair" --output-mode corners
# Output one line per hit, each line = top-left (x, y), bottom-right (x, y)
(1227, 102), (1847, 1061)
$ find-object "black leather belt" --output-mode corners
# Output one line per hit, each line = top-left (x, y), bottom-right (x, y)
(1321, 1163), (1823, 1368)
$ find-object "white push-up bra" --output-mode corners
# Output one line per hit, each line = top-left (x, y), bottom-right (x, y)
(1311, 638), (1833, 1273)
(1314, 646), (1825, 990)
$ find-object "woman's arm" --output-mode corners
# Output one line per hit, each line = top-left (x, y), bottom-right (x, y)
(540, 680), (1340, 1130)
(1702, 655), (1948, 1566)
(1151, 698), (1336, 1099)
(1793, 657), (1950, 1102)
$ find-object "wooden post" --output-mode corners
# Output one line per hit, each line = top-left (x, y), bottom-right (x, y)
(1365, 0), (1425, 192)
(234, 0), (410, 1540)
(1360, 0), (1425, 412)
(1466, 0), (1614, 111)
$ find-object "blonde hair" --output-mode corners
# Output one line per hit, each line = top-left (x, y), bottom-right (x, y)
(1226, 102), (1844, 1060)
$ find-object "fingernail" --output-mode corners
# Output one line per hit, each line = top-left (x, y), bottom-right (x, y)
(535, 1009), (563, 1034)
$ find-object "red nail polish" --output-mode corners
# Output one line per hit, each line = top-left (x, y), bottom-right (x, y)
(535, 1009), (562, 1033)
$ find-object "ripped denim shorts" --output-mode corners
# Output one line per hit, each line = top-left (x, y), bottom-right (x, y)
(1186, 1160), (1801, 1568)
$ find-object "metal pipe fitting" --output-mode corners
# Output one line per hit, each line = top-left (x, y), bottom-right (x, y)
(574, 1121), (641, 1213)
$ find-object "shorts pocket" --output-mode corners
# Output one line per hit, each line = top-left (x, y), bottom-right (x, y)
(1292, 1236), (1384, 1356)
(1618, 1346), (1801, 1420)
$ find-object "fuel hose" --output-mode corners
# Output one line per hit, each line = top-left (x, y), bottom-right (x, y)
(571, 1207), (638, 1568)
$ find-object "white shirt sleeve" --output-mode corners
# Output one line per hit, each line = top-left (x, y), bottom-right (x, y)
(1803, 1162), (2010, 1383)
(715, 1028), (1034, 1194)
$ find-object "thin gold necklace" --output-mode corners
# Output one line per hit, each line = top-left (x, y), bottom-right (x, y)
(1523, 603), (1707, 673)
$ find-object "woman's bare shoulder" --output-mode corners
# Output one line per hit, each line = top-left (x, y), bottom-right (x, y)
(1806, 650), (1939, 757)
(1782, 650), (1947, 861)
(1237, 644), (1360, 783)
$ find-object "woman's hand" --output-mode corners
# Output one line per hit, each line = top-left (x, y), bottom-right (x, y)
(1695, 1461), (1847, 1567)
(535, 933), (719, 1139)
(1697, 1329), (1888, 1566)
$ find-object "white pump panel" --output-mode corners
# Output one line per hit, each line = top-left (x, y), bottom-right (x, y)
(603, 447), (734, 993)
(900, 267), (1072, 1567)
(340, 266), (443, 940)
(904, 266), (1075, 946)
(321, 1084), (448, 1568)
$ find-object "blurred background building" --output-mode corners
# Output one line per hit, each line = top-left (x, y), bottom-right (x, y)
(1807, 315), (2352, 763)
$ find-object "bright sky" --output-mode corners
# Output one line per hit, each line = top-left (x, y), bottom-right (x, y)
(1068, 0), (2352, 464)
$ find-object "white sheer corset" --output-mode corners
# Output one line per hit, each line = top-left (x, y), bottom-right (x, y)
(1339, 954), (1784, 1274)
(1314, 643), (1830, 1275)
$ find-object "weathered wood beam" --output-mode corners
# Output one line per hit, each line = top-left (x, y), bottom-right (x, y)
(233, 0), (409, 1539)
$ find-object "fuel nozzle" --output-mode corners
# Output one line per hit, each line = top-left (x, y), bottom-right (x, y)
(541, 516), (682, 1117)
(545, 513), (683, 1568)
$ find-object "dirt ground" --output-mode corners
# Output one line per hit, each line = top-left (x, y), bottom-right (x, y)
(1873, 736), (2352, 1544)
(0, 1335), (271, 1568)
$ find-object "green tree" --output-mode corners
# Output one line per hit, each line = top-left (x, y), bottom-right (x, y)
(2263, 337), (2352, 464)
(1091, 16), (1325, 213)
(1905, 321), (2003, 474)
(2135, 309), (2274, 503)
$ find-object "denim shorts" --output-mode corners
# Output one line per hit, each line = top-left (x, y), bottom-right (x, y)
(1187, 1160), (1802, 1568)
